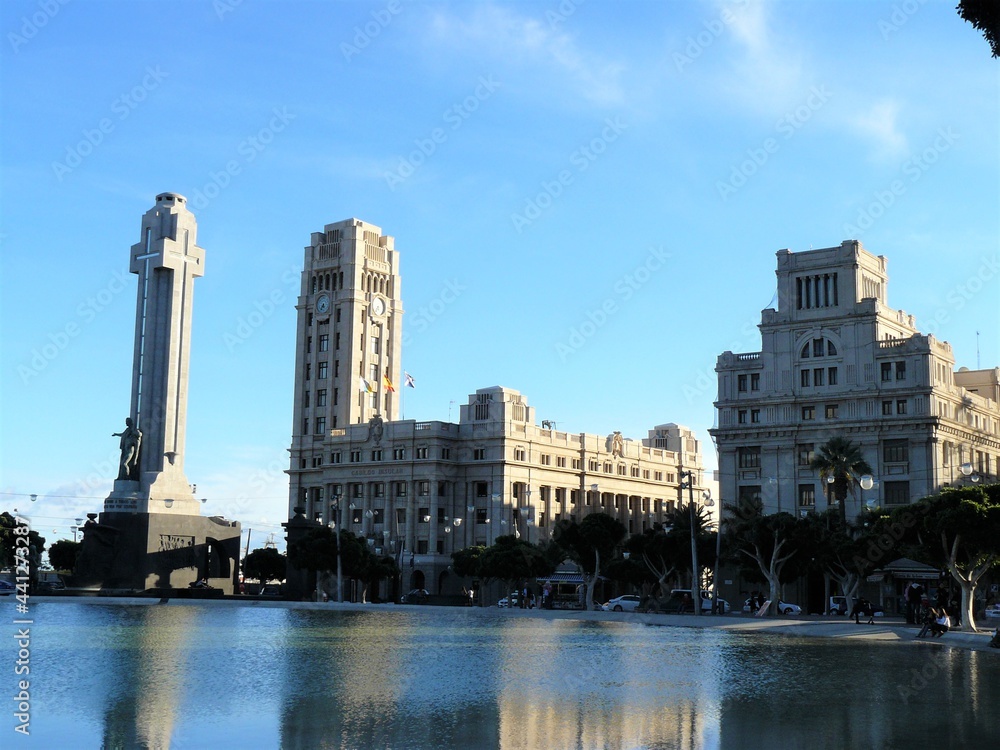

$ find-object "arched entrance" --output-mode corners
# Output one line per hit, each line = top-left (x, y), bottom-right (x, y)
(410, 570), (425, 590)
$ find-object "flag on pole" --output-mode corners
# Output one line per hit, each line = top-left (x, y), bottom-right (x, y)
(359, 377), (370, 393)
(404, 371), (416, 388)
(383, 370), (395, 392)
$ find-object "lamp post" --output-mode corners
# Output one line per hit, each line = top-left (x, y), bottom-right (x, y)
(680, 470), (700, 617)
(330, 493), (343, 603)
(702, 490), (721, 615)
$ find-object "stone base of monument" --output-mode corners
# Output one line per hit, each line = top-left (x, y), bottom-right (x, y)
(70, 512), (241, 595)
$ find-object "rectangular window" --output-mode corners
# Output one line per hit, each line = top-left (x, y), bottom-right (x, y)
(738, 374), (748, 392)
(306, 336), (312, 353)
(316, 389), (327, 407)
(882, 400), (893, 416)
(351, 509), (363, 524)
(331, 452), (342, 464)
(476, 509), (488, 524)
(370, 336), (380, 354)
(395, 482), (406, 497)
(828, 367), (838, 385)
(318, 334), (329, 352)
(884, 440), (908, 463)
(417, 540), (428, 554)
(335, 332), (341, 350)
(813, 339), (824, 357)
(654, 471), (663, 481)
(589, 460), (599, 471)
(570, 489), (579, 506)
(884, 481), (910, 505)
(318, 362), (328, 379)
(473, 448), (486, 460)
(437, 482), (447, 497)
(738, 485), (762, 505)
(303, 390), (310, 408)
(437, 507), (446, 523)
(396, 508), (406, 525)
(393, 447), (405, 460)
(373, 483), (384, 497)
(738, 447), (761, 469)
(372, 508), (384, 524)
(371, 449), (382, 461)
(475, 482), (488, 497)
(814, 368), (825, 386)
(751, 373), (760, 391)
(557, 457), (566, 468)
(751, 409), (760, 423)
(351, 483), (363, 498)
(801, 369), (811, 388)
(825, 404), (838, 419)
(418, 507), (430, 522)
(441, 448), (451, 459)
(738, 410), (748, 424)
(798, 485), (816, 507)
(802, 406), (815, 420)
(797, 444), (814, 466)
(515, 448), (527, 461)
(315, 417), (326, 434)
(572, 459), (581, 470)
(418, 481), (430, 496)
(896, 399), (907, 415)
(416, 447), (428, 459)
(350, 450), (361, 463)
(881, 362), (892, 382)
(305, 364), (311, 380)
(302, 417), (309, 434)
(334, 360), (339, 377)
(895, 361), (906, 380)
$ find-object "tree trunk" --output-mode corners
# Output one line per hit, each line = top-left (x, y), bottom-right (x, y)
(823, 573), (831, 615)
(585, 549), (600, 611)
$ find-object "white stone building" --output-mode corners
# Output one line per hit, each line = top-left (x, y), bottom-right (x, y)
(710, 240), (1000, 520)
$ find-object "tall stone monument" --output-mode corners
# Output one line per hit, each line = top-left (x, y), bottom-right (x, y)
(74, 193), (241, 594)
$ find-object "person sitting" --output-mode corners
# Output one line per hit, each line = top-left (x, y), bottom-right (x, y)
(989, 627), (1000, 649)
(916, 606), (938, 638)
(929, 609), (951, 637)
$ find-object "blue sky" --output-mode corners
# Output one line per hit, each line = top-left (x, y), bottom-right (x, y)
(1, 0), (997, 550)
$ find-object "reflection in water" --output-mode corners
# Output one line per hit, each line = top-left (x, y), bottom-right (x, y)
(20, 603), (1000, 749)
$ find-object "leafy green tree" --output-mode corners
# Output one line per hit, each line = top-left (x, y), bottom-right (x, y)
(799, 508), (880, 613)
(451, 545), (486, 579)
(958, 0), (999, 57)
(894, 485), (1000, 631)
(477, 535), (554, 605)
(552, 513), (627, 610)
(48, 539), (80, 572)
(243, 547), (286, 587)
(723, 499), (802, 615)
(810, 437), (874, 527)
(349, 545), (399, 603)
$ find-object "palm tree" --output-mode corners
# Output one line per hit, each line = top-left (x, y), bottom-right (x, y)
(810, 437), (874, 526)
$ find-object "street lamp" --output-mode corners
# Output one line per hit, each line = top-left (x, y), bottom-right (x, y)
(702, 490), (722, 615)
(959, 462), (981, 484)
(71, 526), (79, 543)
(330, 494), (344, 603)
(679, 470), (700, 617)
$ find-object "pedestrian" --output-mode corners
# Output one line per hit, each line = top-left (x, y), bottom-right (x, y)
(905, 582), (922, 624)
(915, 606), (937, 638)
(851, 597), (874, 625)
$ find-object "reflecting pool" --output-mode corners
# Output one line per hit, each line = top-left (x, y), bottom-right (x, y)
(8, 602), (998, 749)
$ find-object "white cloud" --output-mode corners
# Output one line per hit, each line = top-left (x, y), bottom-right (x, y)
(848, 99), (908, 161)
(426, 4), (627, 108)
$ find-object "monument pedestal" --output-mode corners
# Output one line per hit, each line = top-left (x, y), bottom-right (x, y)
(73, 512), (241, 594)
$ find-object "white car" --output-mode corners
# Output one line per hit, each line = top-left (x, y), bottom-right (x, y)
(744, 598), (802, 615)
(603, 595), (641, 612)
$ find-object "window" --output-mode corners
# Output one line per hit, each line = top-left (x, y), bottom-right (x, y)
(303, 390), (310, 408)
(393, 447), (405, 460)
(884, 440), (908, 463)
(301, 418), (308, 434)
(395, 482), (406, 497)
(801, 343), (810, 358)
(895, 361), (906, 380)
(417, 540), (428, 554)
(751, 373), (760, 391)
(370, 336), (380, 354)
(350, 450), (361, 463)
(654, 471), (663, 481)
(828, 367), (838, 385)
(813, 368), (825, 386)
(738, 410), (748, 424)
(306, 336), (312, 354)
(475, 482), (488, 497)
(884, 481), (910, 505)
(813, 339), (824, 357)
(882, 401), (893, 416)
(802, 406), (815, 420)
(618, 464), (627, 476)
(557, 457), (566, 468)
(330, 452), (342, 464)
(572, 459), (581, 469)
(437, 482), (447, 497)
(514, 448), (526, 461)
(418, 507), (429, 522)
(371, 449), (382, 461)
(476, 509), (488, 524)
(570, 489), (579, 505)
(305, 364), (311, 380)
(351, 509), (362, 524)
(631, 465), (640, 477)
(540, 454), (551, 466)
(437, 507), (446, 523)
(827, 341), (837, 355)
(881, 363), (892, 382)
(335, 332), (341, 350)
(315, 417), (326, 434)
(801, 370), (811, 388)
(738, 374), (748, 392)
(738, 485), (762, 505)
(441, 448), (451, 459)
(738, 447), (761, 469)
(334, 361), (339, 377)
(418, 482), (430, 496)
(396, 508), (406, 524)
(896, 399), (907, 415)
(416, 447), (428, 459)
(643, 469), (650, 479)
(825, 404), (838, 419)
(589, 460), (599, 472)
(316, 389), (327, 407)
(318, 362), (328, 379)
(318, 334), (329, 352)
(473, 448), (486, 460)
(603, 462), (613, 473)
(372, 508), (384, 524)
(351, 483), (363, 498)
(797, 444), (815, 466)
(374, 483), (384, 497)
(751, 409), (761, 423)
(798, 485), (816, 508)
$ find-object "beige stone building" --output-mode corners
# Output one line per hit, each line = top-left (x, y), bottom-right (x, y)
(287, 218), (707, 597)
(711, 240), (1000, 520)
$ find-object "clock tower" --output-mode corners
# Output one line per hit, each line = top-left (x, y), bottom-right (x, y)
(288, 218), (403, 513)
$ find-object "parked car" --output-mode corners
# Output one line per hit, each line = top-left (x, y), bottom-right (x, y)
(985, 605), (1000, 619)
(401, 588), (429, 604)
(744, 598), (802, 615)
(497, 592), (522, 608)
(829, 596), (849, 615)
(648, 590), (730, 614)
(603, 595), (642, 612)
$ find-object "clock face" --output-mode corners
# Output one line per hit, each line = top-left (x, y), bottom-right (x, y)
(371, 296), (386, 316)
(316, 294), (331, 315)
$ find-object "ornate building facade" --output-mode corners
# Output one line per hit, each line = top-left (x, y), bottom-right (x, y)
(711, 240), (1000, 520)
